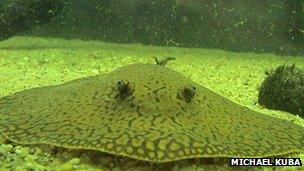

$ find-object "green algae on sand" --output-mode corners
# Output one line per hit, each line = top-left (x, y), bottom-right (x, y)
(0, 62), (304, 163)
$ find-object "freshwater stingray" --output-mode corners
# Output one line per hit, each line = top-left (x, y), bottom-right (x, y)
(0, 58), (304, 163)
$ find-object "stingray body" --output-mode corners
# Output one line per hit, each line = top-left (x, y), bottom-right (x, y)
(0, 63), (304, 163)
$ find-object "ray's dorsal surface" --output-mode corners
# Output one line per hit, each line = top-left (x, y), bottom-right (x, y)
(0, 63), (304, 163)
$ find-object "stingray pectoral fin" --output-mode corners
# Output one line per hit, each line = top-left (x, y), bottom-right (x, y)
(0, 63), (304, 163)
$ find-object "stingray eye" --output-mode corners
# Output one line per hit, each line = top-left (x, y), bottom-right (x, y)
(117, 80), (129, 88)
(117, 80), (123, 85)
(177, 84), (196, 103)
(116, 79), (134, 99)
(185, 85), (196, 97)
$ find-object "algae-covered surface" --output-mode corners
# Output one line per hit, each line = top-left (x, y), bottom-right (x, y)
(0, 36), (304, 170)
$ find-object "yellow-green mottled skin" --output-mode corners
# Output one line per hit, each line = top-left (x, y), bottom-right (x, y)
(0, 63), (304, 163)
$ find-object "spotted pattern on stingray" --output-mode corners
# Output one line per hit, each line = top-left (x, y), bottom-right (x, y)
(0, 63), (304, 163)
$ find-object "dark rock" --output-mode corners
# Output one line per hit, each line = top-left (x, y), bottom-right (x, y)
(258, 65), (304, 117)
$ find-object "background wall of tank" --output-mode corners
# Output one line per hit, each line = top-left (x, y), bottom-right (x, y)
(0, 0), (64, 41)
(23, 0), (304, 55)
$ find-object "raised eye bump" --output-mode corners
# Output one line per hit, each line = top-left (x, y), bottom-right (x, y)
(177, 84), (196, 103)
(116, 80), (134, 99)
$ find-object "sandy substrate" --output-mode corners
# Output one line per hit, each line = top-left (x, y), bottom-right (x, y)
(0, 36), (303, 170)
